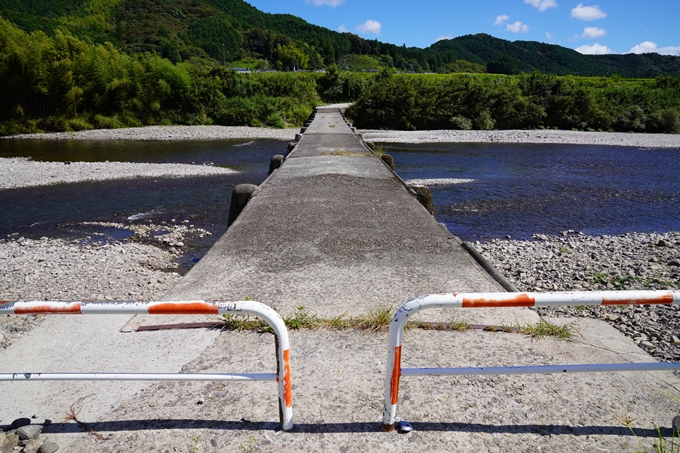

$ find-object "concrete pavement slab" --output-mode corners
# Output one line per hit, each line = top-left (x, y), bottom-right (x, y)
(61, 318), (680, 452)
(0, 314), (220, 450)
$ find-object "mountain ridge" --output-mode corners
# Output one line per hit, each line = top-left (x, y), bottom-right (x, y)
(1, 0), (679, 76)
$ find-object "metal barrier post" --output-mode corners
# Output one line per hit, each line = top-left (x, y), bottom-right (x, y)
(382, 290), (680, 432)
(0, 300), (293, 431)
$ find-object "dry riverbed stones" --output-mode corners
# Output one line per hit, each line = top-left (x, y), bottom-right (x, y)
(1, 417), (58, 453)
(476, 230), (680, 361)
(0, 220), (214, 348)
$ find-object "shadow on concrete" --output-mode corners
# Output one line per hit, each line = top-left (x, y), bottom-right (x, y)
(41, 420), (670, 438)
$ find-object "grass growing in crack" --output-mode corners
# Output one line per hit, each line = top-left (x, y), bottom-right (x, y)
(355, 304), (393, 332)
(450, 320), (472, 331)
(284, 305), (322, 330)
(365, 141), (390, 157)
(219, 305), (394, 333)
(188, 435), (201, 453)
(328, 313), (352, 330)
(220, 314), (273, 333)
(558, 246), (572, 254)
(506, 318), (577, 342)
(239, 435), (258, 453)
(617, 413), (680, 453)
(219, 307), (576, 341)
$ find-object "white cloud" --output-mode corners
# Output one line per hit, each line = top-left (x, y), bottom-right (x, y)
(356, 20), (382, 35)
(436, 35), (455, 42)
(494, 14), (509, 26)
(546, 32), (554, 40)
(338, 24), (348, 33)
(524, 0), (558, 12)
(507, 21), (529, 33)
(307, 0), (345, 6)
(571, 4), (607, 21)
(582, 27), (606, 38)
(575, 43), (612, 54)
(629, 41), (680, 56)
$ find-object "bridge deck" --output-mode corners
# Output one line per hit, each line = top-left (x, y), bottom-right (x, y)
(165, 108), (527, 322)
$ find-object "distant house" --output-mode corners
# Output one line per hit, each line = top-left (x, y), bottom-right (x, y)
(231, 68), (252, 74)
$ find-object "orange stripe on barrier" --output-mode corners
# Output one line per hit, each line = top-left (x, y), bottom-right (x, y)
(15, 303), (82, 314)
(282, 349), (293, 408)
(462, 293), (535, 308)
(390, 346), (402, 405)
(148, 302), (219, 315)
(602, 292), (674, 306)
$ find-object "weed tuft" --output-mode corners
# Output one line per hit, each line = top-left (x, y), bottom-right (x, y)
(355, 304), (393, 332)
(283, 305), (322, 330)
(508, 318), (577, 342)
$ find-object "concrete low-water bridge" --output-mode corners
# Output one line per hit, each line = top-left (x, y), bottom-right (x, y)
(165, 107), (512, 318)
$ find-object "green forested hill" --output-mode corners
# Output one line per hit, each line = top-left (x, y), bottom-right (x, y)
(1, 0), (679, 135)
(429, 34), (680, 77)
(2, 0), (678, 76)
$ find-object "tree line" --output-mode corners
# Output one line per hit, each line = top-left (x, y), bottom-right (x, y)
(346, 71), (680, 133)
(1, 18), (679, 135)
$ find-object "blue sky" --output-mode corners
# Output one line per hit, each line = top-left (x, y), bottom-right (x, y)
(246, 0), (680, 55)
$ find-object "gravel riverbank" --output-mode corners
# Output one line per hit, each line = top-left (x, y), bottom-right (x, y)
(474, 231), (680, 361)
(0, 221), (213, 349)
(1, 125), (296, 141)
(0, 157), (240, 189)
(364, 128), (680, 148)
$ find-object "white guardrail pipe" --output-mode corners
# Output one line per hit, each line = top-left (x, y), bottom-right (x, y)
(0, 300), (293, 431)
(383, 290), (680, 432)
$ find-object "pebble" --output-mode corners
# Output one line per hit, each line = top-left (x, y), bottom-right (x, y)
(476, 231), (680, 361)
(1, 420), (58, 453)
(38, 441), (59, 453)
(16, 425), (41, 441)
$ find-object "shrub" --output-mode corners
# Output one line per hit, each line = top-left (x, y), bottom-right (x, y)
(450, 115), (472, 130)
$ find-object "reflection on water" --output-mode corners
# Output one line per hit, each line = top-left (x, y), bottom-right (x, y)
(2, 139), (679, 268)
(388, 142), (680, 241)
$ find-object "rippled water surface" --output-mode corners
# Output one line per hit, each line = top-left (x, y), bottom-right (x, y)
(0, 139), (288, 270)
(2, 139), (679, 249)
(389, 142), (680, 241)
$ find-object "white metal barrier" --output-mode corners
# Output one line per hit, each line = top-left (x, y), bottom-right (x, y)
(382, 290), (680, 432)
(0, 300), (293, 431)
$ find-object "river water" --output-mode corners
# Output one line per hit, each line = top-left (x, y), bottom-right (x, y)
(1, 139), (679, 266)
(390, 142), (680, 241)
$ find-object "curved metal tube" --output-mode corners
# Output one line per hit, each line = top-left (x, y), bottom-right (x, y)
(0, 299), (293, 431)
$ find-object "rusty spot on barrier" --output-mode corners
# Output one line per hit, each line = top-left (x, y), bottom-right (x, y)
(15, 302), (82, 314)
(382, 422), (395, 432)
(282, 349), (293, 408)
(148, 302), (219, 314)
(390, 346), (402, 405)
(602, 292), (674, 306)
(462, 293), (535, 308)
